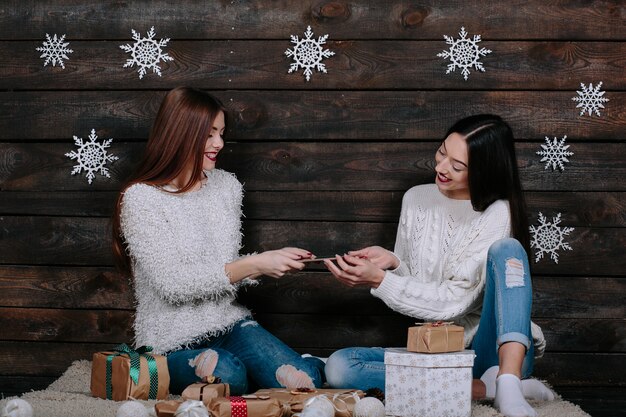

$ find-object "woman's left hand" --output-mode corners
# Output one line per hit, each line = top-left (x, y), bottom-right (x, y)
(324, 255), (385, 288)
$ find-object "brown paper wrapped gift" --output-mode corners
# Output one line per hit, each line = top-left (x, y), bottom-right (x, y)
(407, 322), (464, 353)
(91, 344), (170, 401)
(252, 388), (364, 417)
(206, 396), (290, 417)
(155, 400), (183, 417)
(182, 381), (230, 405)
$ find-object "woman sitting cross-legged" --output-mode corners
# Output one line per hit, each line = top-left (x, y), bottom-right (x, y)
(111, 87), (324, 395)
(323, 115), (554, 417)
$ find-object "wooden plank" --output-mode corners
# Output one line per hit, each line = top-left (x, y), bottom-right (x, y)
(0, 341), (622, 386)
(2, 191), (625, 227)
(2, 142), (625, 192)
(3, 40), (625, 90)
(0, 376), (57, 396)
(0, 1), (622, 40)
(0, 342), (116, 376)
(0, 266), (133, 309)
(240, 274), (626, 319)
(0, 91), (624, 141)
(533, 353), (626, 386)
(0, 308), (133, 343)
(2, 266), (623, 319)
(2, 307), (624, 353)
(0, 216), (623, 275)
(556, 387), (626, 417)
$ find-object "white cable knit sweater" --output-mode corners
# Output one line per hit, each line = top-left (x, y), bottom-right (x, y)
(120, 169), (252, 354)
(371, 184), (545, 354)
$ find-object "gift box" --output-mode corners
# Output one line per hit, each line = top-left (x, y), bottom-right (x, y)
(182, 381), (230, 405)
(385, 348), (475, 417)
(205, 396), (291, 417)
(91, 344), (169, 401)
(155, 400), (183, 417)
(252, 388), (363, 416)
(407, 322), (464, 353)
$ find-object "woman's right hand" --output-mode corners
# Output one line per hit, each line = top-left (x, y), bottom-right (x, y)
(348, 246), (399, 270)
(253, 247), (312, 278)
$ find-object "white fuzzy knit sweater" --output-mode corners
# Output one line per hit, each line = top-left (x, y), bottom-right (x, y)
(120, 169), (252, 354)
(371, 184), (545, 354)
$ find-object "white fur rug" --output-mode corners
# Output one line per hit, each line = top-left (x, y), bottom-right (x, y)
(0, 361), (591, 417)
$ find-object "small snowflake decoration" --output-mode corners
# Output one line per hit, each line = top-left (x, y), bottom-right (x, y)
(437, 27), (492, 81)
(65, 129), (118, 184)
(285, 25), (335, 82)
(572, 82), (609, 117)
(120, 26), (174, 79)
(537, 135), (574, 171)
(529, 212), (575, 264)
(36, 33), (73, 69)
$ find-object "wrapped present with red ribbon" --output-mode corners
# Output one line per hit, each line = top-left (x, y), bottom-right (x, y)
(90, 344), (169, 401)
(182, 381), (230, 405)
(407, 321), (464, 353)
(205, 395), (290, 417)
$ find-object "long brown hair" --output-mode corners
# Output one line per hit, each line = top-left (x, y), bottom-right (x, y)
(112, 87), (226, 274)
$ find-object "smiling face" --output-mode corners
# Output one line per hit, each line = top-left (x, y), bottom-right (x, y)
(202, 111), (225, 171)
(434, 132), (470, 200)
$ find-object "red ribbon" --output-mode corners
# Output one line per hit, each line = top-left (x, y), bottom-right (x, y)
(230, 396), (248, 417)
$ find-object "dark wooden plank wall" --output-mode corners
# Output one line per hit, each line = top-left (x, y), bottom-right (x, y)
(0, 1), (624, 415)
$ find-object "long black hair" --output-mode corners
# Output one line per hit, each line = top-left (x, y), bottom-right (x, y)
(446, 114), (530, 254)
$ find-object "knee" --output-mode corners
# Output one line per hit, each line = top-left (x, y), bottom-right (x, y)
(210, 351), (248, 394)
(488, 238), (525, 260)
(325, 349), (354, 388)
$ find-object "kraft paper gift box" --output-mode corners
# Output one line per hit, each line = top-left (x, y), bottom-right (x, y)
(182, 381), (230, 405)
(91, 344), (170, 401)
(252, 388), (363, 416)
(385, 348), (475, 417)
(155, 400), (183, 417)
(205, 396), (291, 417)
(407, 322), (465, 353)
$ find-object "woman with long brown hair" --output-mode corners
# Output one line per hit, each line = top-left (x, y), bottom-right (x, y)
(112, 87), (324, 394)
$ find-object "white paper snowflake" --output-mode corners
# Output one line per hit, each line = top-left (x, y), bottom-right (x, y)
(536, 135), (574, 171)
(120, 26), (174, 79)
(572, 82), (609, 117)
(36, 33), (73, 69)
(65, 129), (119, 184)
(437, 27), (492, 81)
(285, 25), (335, 82)
(529, 212), (575, 264)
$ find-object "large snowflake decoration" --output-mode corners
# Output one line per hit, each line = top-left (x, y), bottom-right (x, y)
(437, 27), (492, 81)
(572, 82), (609, 117)
(120, 27), (174, 79)
(65, 129), (118, 184)
(529, 212), (575, 264)
(36, 33), (73, 69)
(285, 25), (335, 82)
(536, 135), (574, 171)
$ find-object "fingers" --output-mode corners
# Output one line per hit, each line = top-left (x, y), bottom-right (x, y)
(324, 259), (358, 287)
(347, 248), (369, 257)
(279, 247), (315, 260)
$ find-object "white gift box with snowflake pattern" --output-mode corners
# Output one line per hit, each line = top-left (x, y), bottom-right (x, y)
(385, 348), (475, 417)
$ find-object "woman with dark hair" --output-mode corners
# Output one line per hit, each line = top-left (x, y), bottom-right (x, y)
(323, 115), (553, 417)
(112, 87), (324, 395)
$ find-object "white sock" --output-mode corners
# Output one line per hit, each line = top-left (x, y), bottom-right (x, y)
(480, 365), (555, 401)
(494, 374), (537, 417)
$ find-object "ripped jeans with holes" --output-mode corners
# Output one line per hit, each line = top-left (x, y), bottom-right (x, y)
(471, 237), (535, 379)
(164, 319), (325, 395)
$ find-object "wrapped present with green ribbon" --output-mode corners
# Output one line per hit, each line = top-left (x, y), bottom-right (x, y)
(90, 344), (170, 401)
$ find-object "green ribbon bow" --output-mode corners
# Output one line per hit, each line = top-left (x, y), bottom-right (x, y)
(105, 344), (159, 400)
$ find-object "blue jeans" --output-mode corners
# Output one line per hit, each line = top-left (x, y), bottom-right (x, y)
(166, 319), (325, 395)
(325, 238), (535, 390)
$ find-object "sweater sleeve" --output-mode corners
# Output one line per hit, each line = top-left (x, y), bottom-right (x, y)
(120, 184), (237, 305)
(371, 200), (511, 320)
